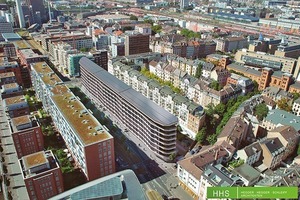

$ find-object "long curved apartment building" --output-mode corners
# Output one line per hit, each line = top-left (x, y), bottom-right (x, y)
(80, 57), (178, 161)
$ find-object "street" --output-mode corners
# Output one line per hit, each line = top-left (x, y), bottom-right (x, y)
(70, 84), (193, 200)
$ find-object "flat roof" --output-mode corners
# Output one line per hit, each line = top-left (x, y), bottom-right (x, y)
(2, 33), (21, 40)
(23, 151), (47, 170)
(13, 40), (31, 49)
(80, 57), (178, 126)
(12, 115), (31, 127)
(2, 82), (19, 89)
(232, 164), (261, 182)
(31, 62), (63, 86)
(19, 49), (44, 59)
(4, 95), (26, 105)
(0, 72), (15, 78)
(51, 92), (112, 145)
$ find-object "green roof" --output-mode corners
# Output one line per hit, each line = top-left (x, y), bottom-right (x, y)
(232, 164), (261, 183)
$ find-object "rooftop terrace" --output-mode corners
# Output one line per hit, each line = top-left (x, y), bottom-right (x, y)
(32, 62), (63, 86)
(20, 150), (59, 179)
(4, 95), (26, 106)
(23, 151), (47, 170)
(13, 40), (31, 49)
(2, 83), (19, 89)
(0, 72), (15, 79)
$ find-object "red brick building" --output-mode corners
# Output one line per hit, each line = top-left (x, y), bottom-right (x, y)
(18, 49), (47, 68)
(0, 58), (23, 86)
(19, 150), (64, 200)
(10, 115), (44, 158)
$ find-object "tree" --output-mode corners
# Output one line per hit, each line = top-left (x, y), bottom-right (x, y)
(210, 80), (222, 91)
(207, 134), (217, 145)
(196, 127), (206, 143)
(151, 25), (162, 34)
(215, 103), (226, 116)
(277, 98), (292, 112)
(129, 15), (138, 21)
(205, 104), (215, 117)
(169, 153), (176, 161)
(195, 63), (202, 78)
(80, 47), (89, 52)
(254, 103), (268, 121)
(292, 92), (300, 101)
(144, 19), (154, 25)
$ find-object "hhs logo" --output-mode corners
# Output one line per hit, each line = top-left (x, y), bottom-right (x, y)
(207, 187), (232, 198)
(212, 189), (230, 198)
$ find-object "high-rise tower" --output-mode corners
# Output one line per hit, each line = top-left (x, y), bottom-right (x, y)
(15, 0), (25, 28)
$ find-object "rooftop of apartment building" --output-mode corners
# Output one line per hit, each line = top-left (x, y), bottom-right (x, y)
(178, 140), (235, 180)
(1, 82), (20, 91)
(218, 114), (249, 147)
(232, 164), (261, 184)
(0, 57), (18, 66)
(194, 78), (242, 99)
(51, 92), (112, 145)
(81, 57), (178, 126)
(10, 115), (38, 133)
(269, 125), (299, 142)
(13, 40), (31, 50)
(206, 54), (229, 60)
(31, 62), (63, 86)
(202, 164), (243, 186)
(32, 61), (112, 145)
(227, 63), (262, 76)
(262, 86), (294, 100)
(238, 49), (296, 61)
(264, 109), (300, 131)
(239, 141), (262, 157)
(256, 164), (300, 186)
(20, 150), (59, 179)
(0, 71), (15, 78)
(49, 169), (146, 200)
(19, 49), (46, 59)
(3, 95), (26, 106)
(135, 23), (152, 28)
(260, 137), (284, 155)
(222, 36), (246, 42)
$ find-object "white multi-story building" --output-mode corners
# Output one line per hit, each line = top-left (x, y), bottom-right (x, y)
(80, 57), (178, 161)
(292, 98), (300, 116)
(31, 61), (115, 181)
(177, 141), (236, 199)
(236, 141), (262, 166)
(198, 164), (243, 199)
(135, 24), (152, 35)
(52, 42), (78, 73)
(48, 36), (93, 58)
